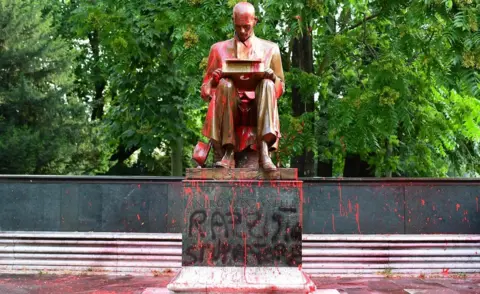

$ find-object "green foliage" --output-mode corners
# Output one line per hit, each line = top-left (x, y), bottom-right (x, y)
(260, 0), (480, 176)
(0, 0), (110, 174)
(1, 0), (480, 177)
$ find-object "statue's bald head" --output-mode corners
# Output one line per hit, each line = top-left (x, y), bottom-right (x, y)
(233, 2), (256, 19)
(232, 2), (257, 42)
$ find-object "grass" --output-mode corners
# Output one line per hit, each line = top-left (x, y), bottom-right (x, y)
(152, 268), (174, 277)
(455, 272), (467, 279)
(380, 267), (394, 278)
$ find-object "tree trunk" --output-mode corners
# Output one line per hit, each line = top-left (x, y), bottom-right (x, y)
(88, 30), (106, 121)
(343, 154), (374, 177)
(171, 137), (183, 176)
(290, 33), (315, 177)
(106, 145), (138, 175)
(315, 15), (336, 177)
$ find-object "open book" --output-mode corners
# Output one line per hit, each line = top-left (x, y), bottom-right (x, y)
(222, 59), (265, 91)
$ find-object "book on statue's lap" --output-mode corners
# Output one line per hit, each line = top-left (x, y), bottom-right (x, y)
(222, 59), (265, 91)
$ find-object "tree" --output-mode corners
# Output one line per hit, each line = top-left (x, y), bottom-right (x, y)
(0, 0), (110, 174)
(17, 0), (478, 178)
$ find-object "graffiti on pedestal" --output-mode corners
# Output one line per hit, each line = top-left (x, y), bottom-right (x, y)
(182, 182), (302, 267)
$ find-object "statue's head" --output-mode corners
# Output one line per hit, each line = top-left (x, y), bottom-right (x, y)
(232, 2), (257, 42)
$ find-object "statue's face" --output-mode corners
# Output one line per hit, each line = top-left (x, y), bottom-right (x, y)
(233, 12), (257, 42)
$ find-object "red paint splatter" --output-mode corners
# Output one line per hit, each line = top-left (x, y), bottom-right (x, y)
(204, 194), (210, 209)
(338, 184), (345, 216)
(421, 199), (425, 206)
(456, 203), (461, 212)
(256, 202), (260, 210)
(348, 199), (352, 213)
(298, 181), (304, 229)
(332, 213), (336, 232)
(137, 184), (141, 189)
(243, 232), (247, 276)
(136, 214), (140, 221)
(355, 203), (361, 234)
(442, 268), (449, 275)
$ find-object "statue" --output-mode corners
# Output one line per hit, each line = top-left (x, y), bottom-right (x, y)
(198, 1), (285, 171)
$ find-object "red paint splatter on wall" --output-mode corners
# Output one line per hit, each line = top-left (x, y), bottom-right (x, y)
(421, 199), (425, 206)
(332, 213), (336, 233)
(456, 203), (461, 212)
(355, 203), (361, 234)
(338, 184), (345, 216)
(136, 214), (141, 221)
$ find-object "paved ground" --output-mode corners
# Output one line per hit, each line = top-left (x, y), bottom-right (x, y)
(0, 274), (479, 293)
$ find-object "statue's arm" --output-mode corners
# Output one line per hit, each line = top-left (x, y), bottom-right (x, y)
(271, 45), (285, 99)
(200, 45), (220, 101)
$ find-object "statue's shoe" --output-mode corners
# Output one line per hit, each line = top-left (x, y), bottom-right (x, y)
(259, 157), (276, 171)
(215, 159), (235, 168)
(215, 149), (235, 168)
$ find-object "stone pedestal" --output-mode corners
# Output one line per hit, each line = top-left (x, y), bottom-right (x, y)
(167, 169), (315, 293)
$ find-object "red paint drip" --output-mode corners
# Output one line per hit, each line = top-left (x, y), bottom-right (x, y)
(331, 213), (336, 232)
(355, 203), (361, 234)
(348, 199), (352, 213)
(204, 194), (210, 209)
(338, 184), (345, 216)
(256, 202), (260, 210)
(421, 199), (425, 206)
(456, 203), (461, 212)
(298, 182), (304, 229)
(136, 214), (140, 221)
(243, 232), (247, 278)
(230, 204), (235, 231)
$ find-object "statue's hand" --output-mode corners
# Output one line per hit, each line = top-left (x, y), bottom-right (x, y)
(264, 68), (277, 82)
(212, 69), (223, 85)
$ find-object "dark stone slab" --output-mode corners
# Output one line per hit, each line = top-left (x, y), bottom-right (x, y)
(60, 184), (80, 231)
(99, 183), (168, 233)
(405, 184), (480, 234)
(76, 184), (103, 231)
(1, 177), (480, 235)
(0, 184), (45, 230)
(0, 182), (169, 233)
(182, 180), (303, 267)
(167, 182), (184, 233)
(146, 184), (169, 233)
(40, 184), (61, 231)
(303, 183), (405, 234)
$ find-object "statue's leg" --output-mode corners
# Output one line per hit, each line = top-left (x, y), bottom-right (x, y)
(255, 79), (277, 171)
(215, 78), (238, 168)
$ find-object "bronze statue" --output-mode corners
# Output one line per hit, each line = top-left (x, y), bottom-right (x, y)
(199, 2), (284, 171)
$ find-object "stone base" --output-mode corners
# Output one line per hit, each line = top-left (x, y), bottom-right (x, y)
(167, 267), (316, 293)
(185, 168), (297, 180)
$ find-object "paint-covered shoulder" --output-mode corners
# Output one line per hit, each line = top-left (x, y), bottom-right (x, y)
(210, 39), (234, 52)
(256, 38), (280, 51)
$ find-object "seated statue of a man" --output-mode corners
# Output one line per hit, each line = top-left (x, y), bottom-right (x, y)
(200, 2), (285, 171)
